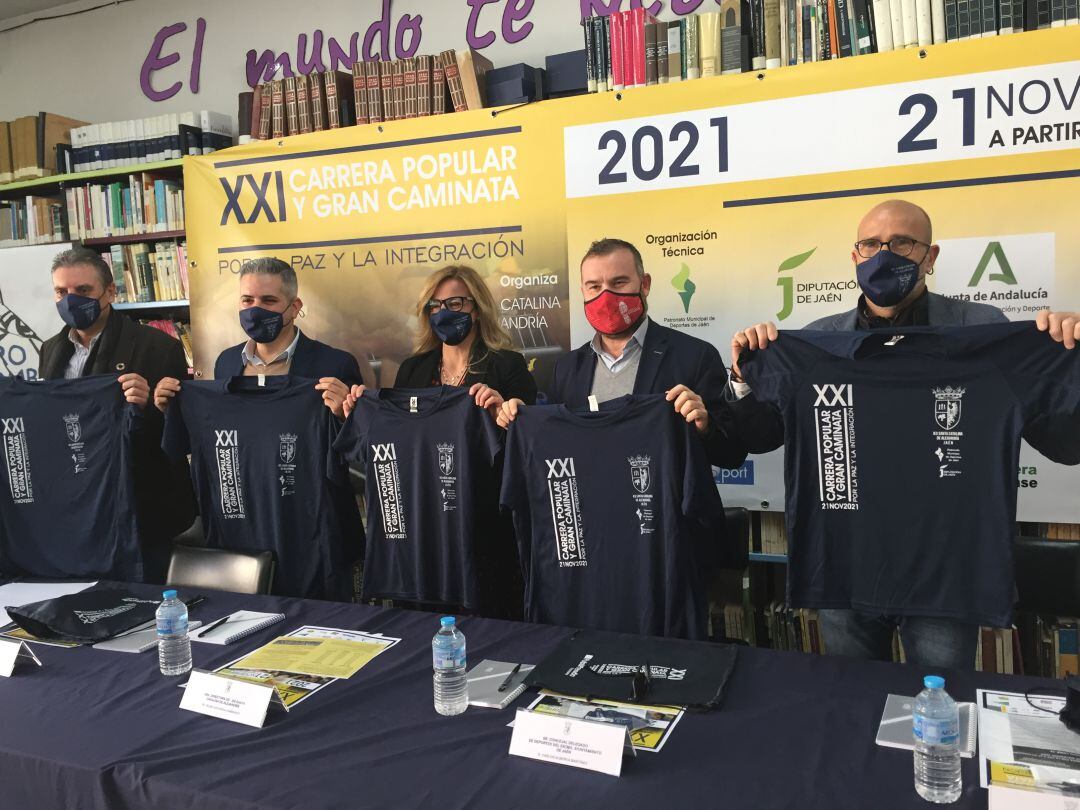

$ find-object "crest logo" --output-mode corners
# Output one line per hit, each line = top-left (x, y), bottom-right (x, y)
(932, 386), (965, 430)
(63, 414), (81, 443)
(437, 443), (455, 476)
(279, 433), (297, 464)
(628, 455), (651, 493)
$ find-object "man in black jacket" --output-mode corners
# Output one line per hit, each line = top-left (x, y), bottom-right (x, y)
(153, 257), (363, 416)
(497, 238), (748, 470)
(39, 247), (195, 581)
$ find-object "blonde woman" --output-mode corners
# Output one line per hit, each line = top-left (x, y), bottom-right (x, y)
(345, 264), (536, 415)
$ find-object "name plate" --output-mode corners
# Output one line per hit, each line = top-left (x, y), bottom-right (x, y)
(179, 670), (286, 727)
(509, 708), (633, 777)
(0, 637), (41, 677)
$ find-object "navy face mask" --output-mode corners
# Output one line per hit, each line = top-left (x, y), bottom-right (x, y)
(239, 306), (286, 344)
(56, 293), (103, 330)
(856, 250), (922, 307)
(430, 309), (473, 346)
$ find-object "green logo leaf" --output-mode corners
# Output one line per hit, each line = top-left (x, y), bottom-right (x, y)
(778, 247), (817, 274)
(671, 263), (692, 292)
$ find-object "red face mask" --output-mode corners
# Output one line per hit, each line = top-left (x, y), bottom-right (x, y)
(583, 290), (645, 336)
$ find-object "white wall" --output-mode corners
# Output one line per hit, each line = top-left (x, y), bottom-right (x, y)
(0, 0), (688, 126)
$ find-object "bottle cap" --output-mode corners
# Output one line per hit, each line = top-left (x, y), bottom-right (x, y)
(440, 616), (456, 626)
(162, 589), (178, 599)
(924, 675), (945, 690)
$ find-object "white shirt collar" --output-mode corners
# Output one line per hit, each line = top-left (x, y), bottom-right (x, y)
(67, 329), (101, 352)
(590, 317), (649, 364)
(242, 326), (301, 367)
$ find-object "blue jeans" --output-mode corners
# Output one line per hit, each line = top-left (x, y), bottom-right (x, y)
(818, 609), (979, 671)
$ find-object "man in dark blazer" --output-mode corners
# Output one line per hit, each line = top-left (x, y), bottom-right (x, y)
(154, 257), (362, 416)
(727, 199), (1080, 669)
(40, 247), (195, 581)
(498, 238), (748, 470)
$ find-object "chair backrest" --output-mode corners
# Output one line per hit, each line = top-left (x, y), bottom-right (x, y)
(166, 545), (275, 595)
(1014, 536), (1080, 617)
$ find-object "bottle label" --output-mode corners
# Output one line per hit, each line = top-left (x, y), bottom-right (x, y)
(157, 616), (188, 636)
(913, 714), (959, 745)
(433, 649), (466, 669)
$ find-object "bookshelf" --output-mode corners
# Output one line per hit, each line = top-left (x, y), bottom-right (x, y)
(0, 159), (183, 196)
(113, 300), (189, 311)
(82, 229), (185, 247)
(748, 552), (789, 564)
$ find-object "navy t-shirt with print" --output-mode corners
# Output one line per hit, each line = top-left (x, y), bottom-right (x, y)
(500, 394), (724, 640)
(740, 322), (1080, 627)
(0, 375), (142, 580)
(163, 376), (362, 600)
(334, 386), (502, 608)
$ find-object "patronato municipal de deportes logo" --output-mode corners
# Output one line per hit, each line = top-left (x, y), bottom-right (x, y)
(671, 264), (696, 313)
(776, 248), (817, 321)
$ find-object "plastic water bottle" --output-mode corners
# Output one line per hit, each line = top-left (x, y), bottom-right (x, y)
(913, 675), (962, 803)
(156, 589), (192, 676)
(432, 616), (468, 716)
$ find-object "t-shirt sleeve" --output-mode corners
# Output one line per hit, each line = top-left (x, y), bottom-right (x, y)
(332, 398), (372, 466)
(997, 325), (1080, 425)
(325, 409), (351, 486)
(161, 395), (190, 460)
(678, 413), (724, 528)
(499, 420), (528, 515)
(479, 406), (504, 466)
(738, 332), (812, 408)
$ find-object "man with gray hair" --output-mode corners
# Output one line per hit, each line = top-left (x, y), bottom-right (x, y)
(154, 257), (362, 416)
(39, 246), (195, 580)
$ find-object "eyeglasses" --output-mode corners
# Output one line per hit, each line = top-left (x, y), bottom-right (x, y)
(425, 296), (475, 314)
(854, 237), (929, 259)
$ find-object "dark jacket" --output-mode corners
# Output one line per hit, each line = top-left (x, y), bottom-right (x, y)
(731, 291), (1080, 464)
(395, 344), (538, 404)
(39, 309), (197, 556)
(214, 330), (363, 385)
(549, 318), (747, 469)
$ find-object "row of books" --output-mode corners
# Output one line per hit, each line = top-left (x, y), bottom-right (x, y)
(143, 318), (193, 368)
(64, 173), (184, 241)
(0, 112), (86, 183)
(242, 49), (494, 141)
(0, 195), (65, 247)
(101, 240), (189, 304)
(583, 0), (1078, 91)
(1019, 521), (1080, 540)
(750, 511), (789, 556)
(715, 599), (826, 653)
(68, 112), (232, 175)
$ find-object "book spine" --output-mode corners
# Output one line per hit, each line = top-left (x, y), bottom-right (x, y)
(932, 0), (948, 37)
(443, 53), (467, 112)
(901, 0), (919, 42)
(656, 21), (669, 83)
(957, 0), (971, 36)
(392, 61), (405, 121)
(611, 11), (626, 90)
(1067, 0), (1079, 24)
(404, 57), (417, 119)
(583, 17), (597, 93)
(296, 77), (311, 134)
(284, 76), (298, 136)
(602, 15), (613, 90)
(433, 57), (447, 115)
(669, 19), (683, 82)
(686, 13), (701, 78)
(417, 55), (431, 117)
(381, 60), (395, 120)
(916, 0), (936, 39)
(270, 80), (284, 139)
(751, 0), (767, 69)
(788, 0), (800, 62)
(630, 8), (647, 87)
(1052, 0), (1066, 24)
(765, 0), (782, 66)
(853, 0), (875, 51)
(353, 62), (369, 125)
(366, 62), (383, 123)
(645, 21), (658, 85)
(981, 0), (998, 34)
(834, 0), (853, 54)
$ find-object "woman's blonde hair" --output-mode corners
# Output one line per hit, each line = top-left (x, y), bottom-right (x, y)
(413, 264), (514, 355)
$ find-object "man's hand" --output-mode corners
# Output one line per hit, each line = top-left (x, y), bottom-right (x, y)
(470, 382), (504, 420)
(730, 321), (779, 380)
(666, 384), (709, 434)
(496, 397), (526, 430)
(1037, 309), (1080, 350)
(153, 377), (181, 413)
(342, 384), (367, 419)
(316, 377), (350, 419)
(119, 373), (150, 409)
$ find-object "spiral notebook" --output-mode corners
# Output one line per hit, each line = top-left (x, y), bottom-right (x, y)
(875, 693), (978, 758)
(189, 611), (284, 645)
(466, 660), (534, 709)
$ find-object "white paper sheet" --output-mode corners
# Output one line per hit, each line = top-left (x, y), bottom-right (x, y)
(976, 688), (1080, 789)
(0, 581), (97, 627)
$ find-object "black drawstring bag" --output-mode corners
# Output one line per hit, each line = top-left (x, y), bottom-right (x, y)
(524, 629), (739, 710)
(5, 587), (161, 643)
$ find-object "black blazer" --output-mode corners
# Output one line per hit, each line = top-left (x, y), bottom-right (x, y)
(548, 318), (747, 469)
(39, 309), (196, 545)
(395, 345), (537, 404)
(214, 330), (363, 385)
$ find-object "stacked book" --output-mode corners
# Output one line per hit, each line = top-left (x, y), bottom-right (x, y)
(143, 318), (193, 367)
(100, 239), (189, 304)
(65, 173), (184, 240)
(67, 112), (232, 174)
(582, 0), (1078, 89)
(750, 511), (789, 556)
(246, 49), (492, 140)
(0, 112), (88, 182)
(0, 196), (65, 247)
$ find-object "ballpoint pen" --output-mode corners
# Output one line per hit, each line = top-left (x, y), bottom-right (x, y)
(498, 662), (523, 692)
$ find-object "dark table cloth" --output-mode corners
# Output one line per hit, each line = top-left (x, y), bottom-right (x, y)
(0, 583), (1057, 809)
